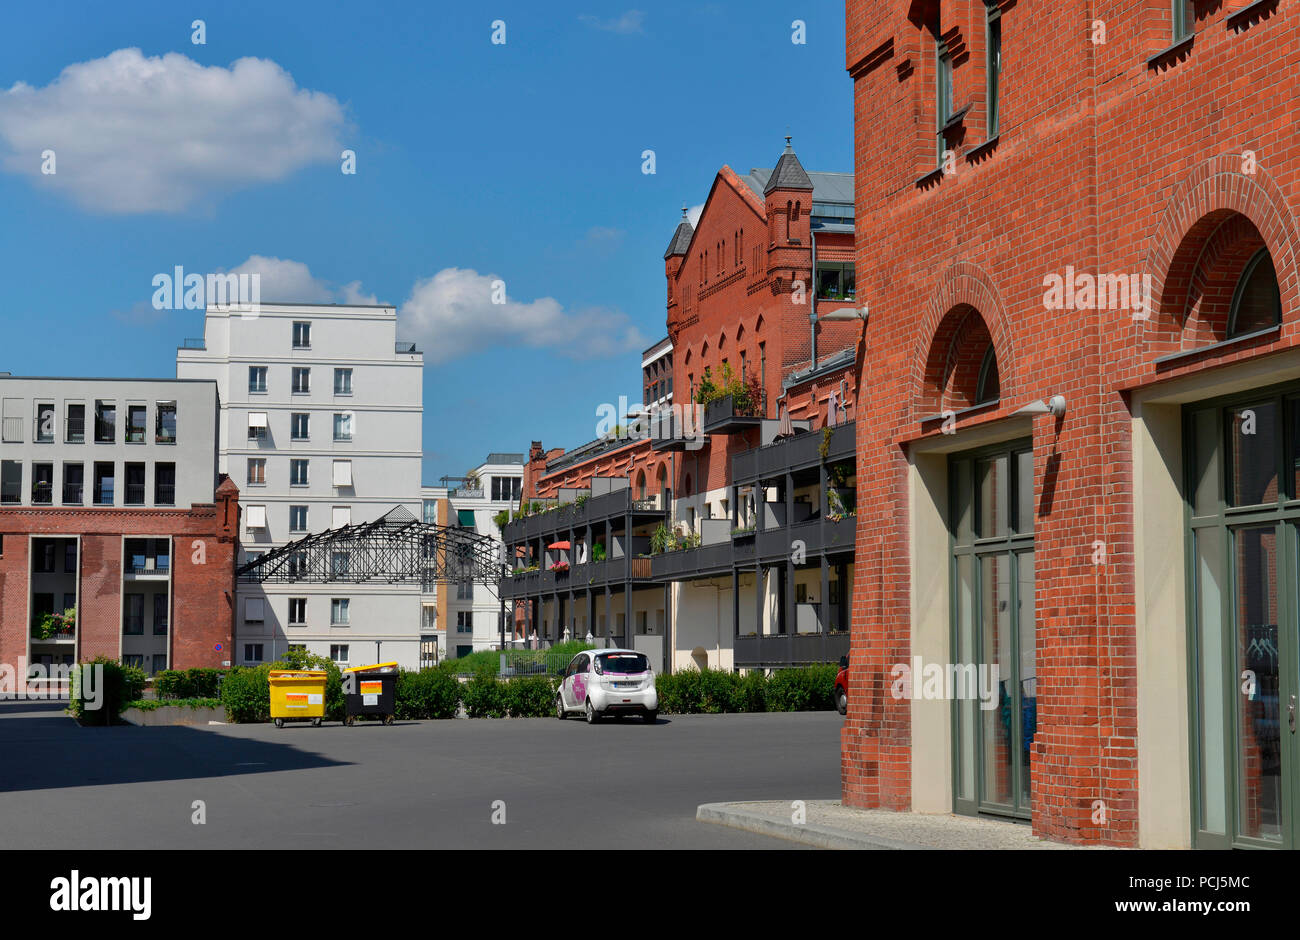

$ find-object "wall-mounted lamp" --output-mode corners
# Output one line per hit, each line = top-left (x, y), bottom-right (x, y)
(1015, 395), (1067, 418)
(817, 301), (869, 323)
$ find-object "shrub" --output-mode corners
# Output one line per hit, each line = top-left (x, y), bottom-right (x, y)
(395, 669), (460, 720)
(461, 676), (508, 718)
(504, 676), (557, 717)
(155, 668), (224, 700)
(68, 657), (147, 725)
(698, 668), (739, 713)
(732, 671), (768, 713)
(767, 664), (838, 711)
(221, 664), (271, 723)
(655, 668), (700, 714)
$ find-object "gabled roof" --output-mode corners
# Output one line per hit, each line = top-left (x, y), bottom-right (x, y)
(663, 208), (695, 258)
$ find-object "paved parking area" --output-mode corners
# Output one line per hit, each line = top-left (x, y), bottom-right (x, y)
(0, 702), (842, 849)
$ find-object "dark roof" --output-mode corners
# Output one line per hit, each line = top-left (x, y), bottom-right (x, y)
(743, 167), (852, 204)
(762, 139), (814, 194)
(663, 208), (694, 258)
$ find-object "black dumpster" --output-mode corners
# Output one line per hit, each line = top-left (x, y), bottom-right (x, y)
(341, 662), (398, 726)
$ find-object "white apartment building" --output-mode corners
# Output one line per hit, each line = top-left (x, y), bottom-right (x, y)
(422, 453), (522, 659)
(177, 303), (425, 669)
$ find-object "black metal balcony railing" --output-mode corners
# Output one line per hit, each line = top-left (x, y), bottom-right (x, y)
(124, 483), (146, 505)
(732, 421), (856, 483)
(502, 488), (665, 545)
(703, 392), (766, 434)
(62, 484), (83, 505)
(1, 482), (21, 504)
(734, 631), (850, 668)
(155, 483), (176, 506)
(32, 482), (53, 505)
(93, 486), (114, 505)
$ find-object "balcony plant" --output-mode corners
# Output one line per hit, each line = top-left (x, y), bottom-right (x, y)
(36, 607), (76, 640)
(695, 363), (764, 417)
(551, 561), (570, 574)
(592, 542), (606, 562)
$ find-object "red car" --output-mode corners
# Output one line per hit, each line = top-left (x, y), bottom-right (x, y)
(835, 657), (848, 715)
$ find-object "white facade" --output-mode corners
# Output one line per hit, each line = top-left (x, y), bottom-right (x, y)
(177, 303), (424, 669)
(422, 455), (522, 658)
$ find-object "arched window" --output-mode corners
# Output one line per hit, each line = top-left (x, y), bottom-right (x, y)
(1227, 248), (1282, 338)
(683, 474), (692, 497)
(635, 470), (647, 501)
(976, 343), (1000, 404)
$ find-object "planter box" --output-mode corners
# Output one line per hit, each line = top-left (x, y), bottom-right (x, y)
(121, 705), (226, 727)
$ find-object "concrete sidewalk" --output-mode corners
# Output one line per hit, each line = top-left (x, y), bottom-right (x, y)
(698, 800), (1099, 849)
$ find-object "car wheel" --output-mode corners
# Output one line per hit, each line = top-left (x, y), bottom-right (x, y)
(585, 699), (600, 724)
(643, 710), (657, 724)
(382, 714), (394, 726)
(556, 695), (567, 720)
(312, 717), (322, 727)
(274, 717), (284, 729)
(344, 715), (355, 727)
(836, 688), (848, 715)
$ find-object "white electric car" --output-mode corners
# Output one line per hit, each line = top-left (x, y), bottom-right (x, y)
(556, 648), (658, 723)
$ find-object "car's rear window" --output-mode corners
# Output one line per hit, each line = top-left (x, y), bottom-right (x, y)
(595, 652), (649, 674)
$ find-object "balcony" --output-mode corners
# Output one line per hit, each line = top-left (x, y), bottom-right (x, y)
(650, 408), (705, 453)
(732, 421), (856, 483)
(1, 417), (22, 443)
(155, 483), (176, 506)
(734, 631), (850, 668)
(503, 485), (665, 545)
(703, 393), (765, 435)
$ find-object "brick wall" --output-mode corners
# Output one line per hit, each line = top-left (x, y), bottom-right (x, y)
(844, 0), (1299, 846)
(0, 481), (237, 685)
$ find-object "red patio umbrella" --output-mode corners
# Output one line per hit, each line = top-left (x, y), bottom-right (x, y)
(548, 541), (571, 550)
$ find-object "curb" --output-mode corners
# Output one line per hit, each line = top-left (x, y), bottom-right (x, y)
(696, 802), (921, 850)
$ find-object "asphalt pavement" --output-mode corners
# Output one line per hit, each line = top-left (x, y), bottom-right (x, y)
(0, 701), (841, 849)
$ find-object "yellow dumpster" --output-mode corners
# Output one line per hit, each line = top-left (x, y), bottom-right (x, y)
(269, 669), (328, 728)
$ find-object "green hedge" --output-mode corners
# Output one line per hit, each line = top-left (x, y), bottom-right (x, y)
(154, 668), (224, 700)
(441, 641), (595, 678)
(221, 664), (272, 723)
(504, 676), (557, 717)
(395, 669), (460, 720)
(654, 665), (837, 714)
(69, 657), (147, 725)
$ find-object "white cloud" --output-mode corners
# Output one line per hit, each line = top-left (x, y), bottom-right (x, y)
(0, 48), (346, 213)
(228, 255), (336, 303)
(686, 203), (704, 227)
(398, 267), (647, 364)
(339, 280), (378, 305)
(578, 10), (646, 33)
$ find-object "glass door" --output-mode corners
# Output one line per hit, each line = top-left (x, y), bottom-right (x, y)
(951, 441), (1036, 820)
(1185, 389), (1299, 849)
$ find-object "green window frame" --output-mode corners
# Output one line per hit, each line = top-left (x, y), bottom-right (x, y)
(936, 34), (953, 165)
(1227, 248), (1282, 339)
(1183, 381), (1300, 849)
(1172, 0), (1194, 41)
(986, 2), (1001, 138)
(949, 438), (1036, 820)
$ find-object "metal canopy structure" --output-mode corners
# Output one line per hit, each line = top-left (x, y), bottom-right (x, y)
(236, 506), (503, 588)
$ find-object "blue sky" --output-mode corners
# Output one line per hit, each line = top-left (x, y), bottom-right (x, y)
(0, 0), (852, 483)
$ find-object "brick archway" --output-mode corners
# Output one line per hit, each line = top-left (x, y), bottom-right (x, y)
(1140, 154), (1300, 358)
(909, 261), (1017, 422)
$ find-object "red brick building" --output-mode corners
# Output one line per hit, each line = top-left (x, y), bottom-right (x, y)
(504, 141), (864, 671)
(0, 377), (238, 692)
(843, 0), (1298, 849)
